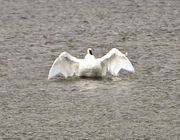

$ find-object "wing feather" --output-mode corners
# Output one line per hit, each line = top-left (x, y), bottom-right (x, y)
(99, 48), (135, 76)
(48, 52), (81, 79)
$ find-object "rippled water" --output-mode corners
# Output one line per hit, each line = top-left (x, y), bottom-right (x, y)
(0, 0), (180, 139)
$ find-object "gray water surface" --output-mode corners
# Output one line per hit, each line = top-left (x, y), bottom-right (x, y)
(0, 0), (180, 139)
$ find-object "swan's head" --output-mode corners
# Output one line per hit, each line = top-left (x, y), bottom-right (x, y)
(87, 48), (93, 55)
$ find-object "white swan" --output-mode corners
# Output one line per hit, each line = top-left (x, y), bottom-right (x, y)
(48, 48), (135, 79)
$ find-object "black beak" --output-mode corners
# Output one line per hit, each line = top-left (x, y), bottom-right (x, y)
(89, 50), (93, 55)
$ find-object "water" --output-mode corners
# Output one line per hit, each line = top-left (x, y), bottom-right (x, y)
(0, 0), (180, 139)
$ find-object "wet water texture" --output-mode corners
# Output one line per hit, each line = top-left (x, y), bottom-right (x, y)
(0, 0), (180, 139)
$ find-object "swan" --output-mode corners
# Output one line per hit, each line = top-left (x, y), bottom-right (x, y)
(48, 48), (135, 79)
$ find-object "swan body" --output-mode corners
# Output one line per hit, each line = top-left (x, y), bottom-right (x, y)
(48, 48), (135, 79)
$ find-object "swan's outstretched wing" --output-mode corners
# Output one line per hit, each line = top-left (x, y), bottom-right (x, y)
(48, 52), (82, 79)
(99, 48), (135, 76)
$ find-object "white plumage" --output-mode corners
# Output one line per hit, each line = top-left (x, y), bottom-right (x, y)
(48, 48), (135, 79)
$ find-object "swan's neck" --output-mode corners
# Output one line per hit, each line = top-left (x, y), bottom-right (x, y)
(84, 54), (95, 60)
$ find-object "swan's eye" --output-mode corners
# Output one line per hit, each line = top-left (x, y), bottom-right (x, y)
(89, 50), (93, 55)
